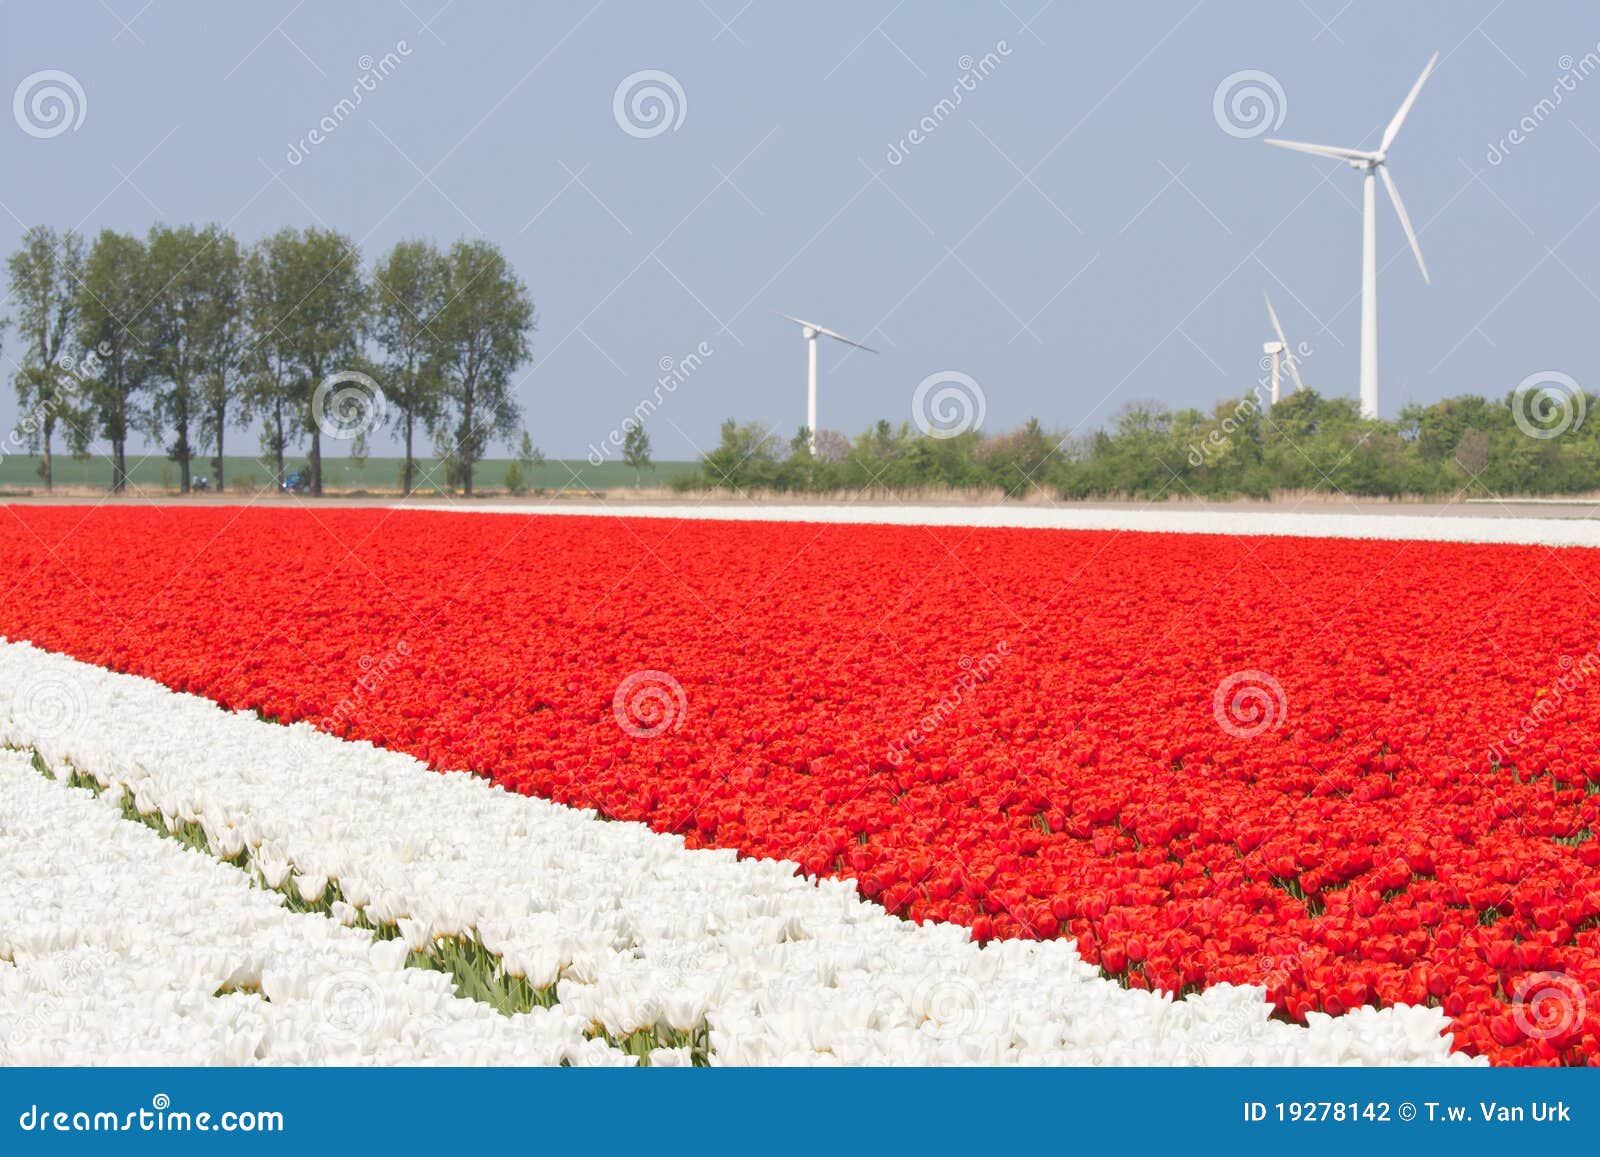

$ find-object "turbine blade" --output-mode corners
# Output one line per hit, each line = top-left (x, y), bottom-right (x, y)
(1264, 138), (1376, 162)
(1379, 165), (1430, 284)
(777, 313), (878, 352)
(812, 323), (878, 353)
(1264, 292), (1305, 391)
(1264, 291), (1289, 348)
(1283, 349), (1306, 392)
(1381, 51), (1439, 154)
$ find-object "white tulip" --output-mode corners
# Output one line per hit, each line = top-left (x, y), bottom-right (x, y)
(0, 639), (1482, 1069)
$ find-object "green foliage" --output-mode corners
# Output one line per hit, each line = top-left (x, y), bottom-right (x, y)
(144, 224), (211, 489)
(370, 238), (449, 496)
(622, 421), (651, 481)
(274, 227), (369, 495)
(5, 225), (85, 490)
(692, 389), (1600, 500)
(431, 239), (535, 497)
(76, 229), (150, 492)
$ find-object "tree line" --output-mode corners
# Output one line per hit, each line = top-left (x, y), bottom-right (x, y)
(3, 224), (535, 496)
(691, 387), (1600, 499)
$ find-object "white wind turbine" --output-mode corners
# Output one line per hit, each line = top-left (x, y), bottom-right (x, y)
(1262, 291), (1305, 404)
(1266, 51), (1436, 420)
(778, 313), (878, 455)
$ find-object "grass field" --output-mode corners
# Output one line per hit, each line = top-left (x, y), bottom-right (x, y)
(0, 452), (697, 494)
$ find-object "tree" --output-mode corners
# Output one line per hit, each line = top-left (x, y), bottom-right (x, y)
(276, 228), (367, 496)
(505, 429), (541, 495)
(622, 421), (652, 484)
(145, 224), (217, 492)
(434, 240), (533, 496)
(516, 429), (543, 470)
(76, 229), (149, 493)
(370, 239), (448, 496)
(193, 226), (244, 492)
(812, 428), (850, 463)
(5, 226), (84, 491)
(241, 230), (301, 484)
(701, 419), (781, 491)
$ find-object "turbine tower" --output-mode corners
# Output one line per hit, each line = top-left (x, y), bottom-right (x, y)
(778, 314), (877, 454)
(1266, 51), (1436, 420)
(1262, 291), (1305, 404)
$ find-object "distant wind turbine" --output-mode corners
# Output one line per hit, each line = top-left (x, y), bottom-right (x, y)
(1265, 51), (1436, 420)
(1262, 291), (1305, 404)
(778, 314), (877, 455)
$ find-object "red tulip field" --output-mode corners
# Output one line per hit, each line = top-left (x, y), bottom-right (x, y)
(2, 504), (1598, 1065)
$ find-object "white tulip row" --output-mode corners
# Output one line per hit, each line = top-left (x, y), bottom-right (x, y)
(396, 500), (1600, 548)
(0, 638), (1477, 1065)
(0, 750), (632, 1065)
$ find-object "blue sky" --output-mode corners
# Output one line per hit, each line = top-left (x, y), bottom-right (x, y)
(2, 1), (1598, 460)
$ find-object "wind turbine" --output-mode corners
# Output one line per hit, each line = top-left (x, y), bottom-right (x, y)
(1262, 291), (1305, 404)
(778, 314), (878, 454)
(1265, 51), (1436, 420)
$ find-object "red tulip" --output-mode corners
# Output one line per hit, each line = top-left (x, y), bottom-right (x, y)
(9, 505), (1600, 1064)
